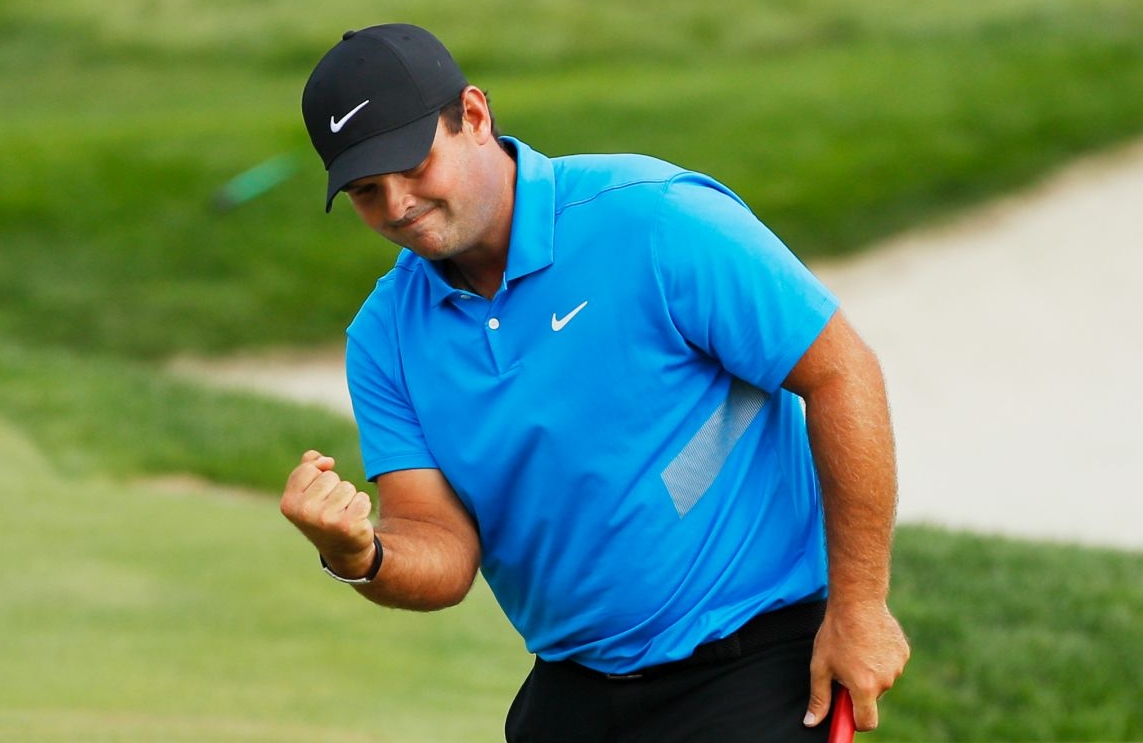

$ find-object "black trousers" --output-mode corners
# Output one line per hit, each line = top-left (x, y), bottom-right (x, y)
(505, 605), (834, 743)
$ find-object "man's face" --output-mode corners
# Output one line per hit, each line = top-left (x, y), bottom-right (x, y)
(342, 117), (494, 261)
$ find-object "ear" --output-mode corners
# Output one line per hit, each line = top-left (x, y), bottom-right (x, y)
(460, 86), (495, 144)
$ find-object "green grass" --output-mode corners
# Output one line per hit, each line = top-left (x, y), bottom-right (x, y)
(1, 0), (1142, 357)
(2, 415), (1141, 742)
(885, 528), (1143, 741)
(0, 418), (529, 743)
(0, 340), (363, 492)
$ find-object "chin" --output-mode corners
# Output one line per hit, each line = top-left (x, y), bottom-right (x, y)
(406, 240), (460, 261)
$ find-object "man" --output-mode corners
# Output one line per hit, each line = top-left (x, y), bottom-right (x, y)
(282, 23), (909, 743)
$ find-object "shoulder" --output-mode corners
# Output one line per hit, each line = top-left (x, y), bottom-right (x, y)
(554, 154), (747, 223)
(554, 151), (685, 182)
(551, 152), (686, 212)
(510, 136), (745, 223)
(347, 250), (422, 337)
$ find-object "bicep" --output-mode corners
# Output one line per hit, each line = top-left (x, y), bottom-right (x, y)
(782, 310), (879, 399)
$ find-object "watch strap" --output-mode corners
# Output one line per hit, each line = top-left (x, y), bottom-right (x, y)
(320, 534), (383, 584)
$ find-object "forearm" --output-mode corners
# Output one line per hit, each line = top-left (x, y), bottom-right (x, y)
(327, 517), (481, 611)
(284, 458), (481, 612)
(803, 342), (898, 605)
(784, 313), (909, 729)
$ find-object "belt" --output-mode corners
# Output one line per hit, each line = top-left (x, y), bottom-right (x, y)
(583, 600), (827, 682)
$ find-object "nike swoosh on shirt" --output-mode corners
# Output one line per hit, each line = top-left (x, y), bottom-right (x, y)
(551, 301), (589, 331)
(330, 100), (370, 133)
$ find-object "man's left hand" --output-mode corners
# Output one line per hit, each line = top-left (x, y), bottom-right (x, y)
(804, 600), (910, 732)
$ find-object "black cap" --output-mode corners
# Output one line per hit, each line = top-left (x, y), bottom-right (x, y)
(302, 24), (468, 211)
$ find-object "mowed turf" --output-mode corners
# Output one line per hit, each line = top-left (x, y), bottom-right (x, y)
(0, 418), (530, 743)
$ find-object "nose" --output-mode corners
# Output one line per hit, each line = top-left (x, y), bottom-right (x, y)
(377, 174), (416, 225)
(347, 174), (416, 230)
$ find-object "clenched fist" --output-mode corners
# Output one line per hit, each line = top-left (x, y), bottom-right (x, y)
(280, 450), (378, 579)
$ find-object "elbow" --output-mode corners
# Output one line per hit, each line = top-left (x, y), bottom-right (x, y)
(427, 544), (481, 610)
(398, 571), (478, 612)
(427, 564), (480, 610)
(434, 583), (474, 610)
(382, 551), (480, 611)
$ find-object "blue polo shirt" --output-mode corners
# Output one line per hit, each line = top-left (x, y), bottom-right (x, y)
(346, 138), (838, 674)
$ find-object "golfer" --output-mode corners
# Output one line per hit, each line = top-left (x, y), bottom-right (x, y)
(281, 23), (909, 742)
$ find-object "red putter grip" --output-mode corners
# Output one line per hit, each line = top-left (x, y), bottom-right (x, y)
(828, 687), (856, 743)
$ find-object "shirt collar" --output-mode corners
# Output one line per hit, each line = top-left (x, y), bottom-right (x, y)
(424, 256), (466, 306)
(503, 137), (556, 283)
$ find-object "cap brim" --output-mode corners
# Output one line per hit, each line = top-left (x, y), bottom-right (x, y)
(324, 111), (439, 212)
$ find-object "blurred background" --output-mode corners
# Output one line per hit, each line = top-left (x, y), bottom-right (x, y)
(2, 1), (1142, 741)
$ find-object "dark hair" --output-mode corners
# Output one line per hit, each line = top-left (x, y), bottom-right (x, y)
(440, 90), (501, 138)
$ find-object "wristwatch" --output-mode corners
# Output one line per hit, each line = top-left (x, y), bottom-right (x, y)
(320, 534), (383, 584)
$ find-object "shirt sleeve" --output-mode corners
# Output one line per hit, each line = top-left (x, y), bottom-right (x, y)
(651, 172), (838, 393)
(346, 327), (439, 482)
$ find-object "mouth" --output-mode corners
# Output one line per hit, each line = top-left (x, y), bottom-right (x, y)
(390, 205), (435, 230)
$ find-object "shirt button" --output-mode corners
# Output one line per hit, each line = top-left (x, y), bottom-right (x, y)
(488, 318), (501, 330)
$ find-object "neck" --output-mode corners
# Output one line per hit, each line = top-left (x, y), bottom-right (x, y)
(447, 145), (517, 300)
(442, 260), (475, 293)
(445, 259), (500, 299)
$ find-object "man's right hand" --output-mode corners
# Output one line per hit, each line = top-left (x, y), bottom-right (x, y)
(280, 450), (377, 579)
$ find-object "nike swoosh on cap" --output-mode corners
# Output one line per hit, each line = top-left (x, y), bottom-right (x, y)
(330, 100), (370, 133)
